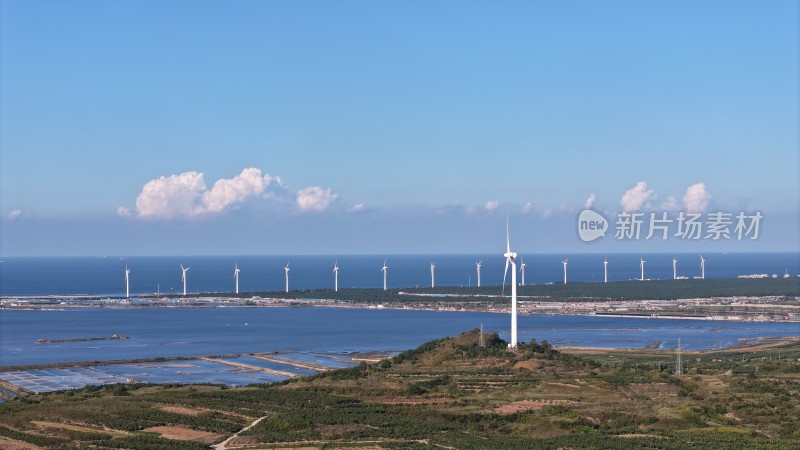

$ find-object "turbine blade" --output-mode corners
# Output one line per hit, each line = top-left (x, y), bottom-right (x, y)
(506, 219), (511, 253)
(502, 258), (509, 296)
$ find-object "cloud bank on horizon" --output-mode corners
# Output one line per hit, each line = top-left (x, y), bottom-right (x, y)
(618, 181), (711, 214)
(118, 167), (341, 219)
(116, 168), (715, 222)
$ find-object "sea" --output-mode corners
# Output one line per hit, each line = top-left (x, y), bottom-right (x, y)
(2, 307), (800, 368)
(1, 252), (798, 297)
(1, 253), (799, 370)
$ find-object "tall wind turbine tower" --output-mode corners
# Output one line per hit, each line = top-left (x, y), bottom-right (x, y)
(180, 265), (190, 296)
(430, 262), (436, 288)
(284, 262), (290, 293)
(503, 220), (518, 348)
(676, 338), (683, 376)
(673, 257), (677, 280)
(234, 263), (240, 294)
(562, 259), (568, 285)
(603, 258), (608, 283)
(381, 260), (388, 291)
(476, 261), (482, 288)
(125, 266), (131, 298)
(333, 261), (339, 292)
(640, 257), (645, 281)
(700, 255), (705, 279)
(520, 258), (526, 287)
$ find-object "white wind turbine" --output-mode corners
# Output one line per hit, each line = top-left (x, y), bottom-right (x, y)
(640, 257), (645, 281)
(234, 263), (240, 294)
(381, 259), (388, 291)
(125, 266), (131, 298)
(562, 259), (568, 285)
(284, 262), (290, 293)
(430, 262), (436, 288)
(476, 261), (482, 288)
(180, 264), (190, 295)
(603, 257), (608, 283)
(700, 255), (705, 279)
(520, 258), (526, 287)
(333, 261), (339, 292)
(673, 257), (677, 280)
(502, 220), (518, 348)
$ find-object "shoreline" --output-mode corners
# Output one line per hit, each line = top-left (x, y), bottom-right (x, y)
(3, 298), (799, 324)
(3, 336), (798, 373)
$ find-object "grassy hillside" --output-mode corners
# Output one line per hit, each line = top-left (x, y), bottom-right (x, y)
(1, 330), (800, 449)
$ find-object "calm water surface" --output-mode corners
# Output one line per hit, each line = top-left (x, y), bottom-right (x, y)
(2, 307), (798, 367)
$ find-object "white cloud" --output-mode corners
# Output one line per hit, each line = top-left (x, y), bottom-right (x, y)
(583, 193), (596, 209)
(521, 202), (534, 214)
(202, 168), (282, 213)
(125, 168), (287, 220)
(8, 209), (22, 219)
(347, 202), (367, 213)
(542, 208), (553, 219)
(661, 196), (680, 212)
(620, 181), (654, 212)
(296, 186), (338, 212)
(484, 201), (499, 211)
(464, 206), (478, 215)
(683, 182), (711, 213)
(134, 171), (207, 219)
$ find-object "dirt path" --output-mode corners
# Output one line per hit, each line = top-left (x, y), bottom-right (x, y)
(200, 357), (297, 378)
(212, 414), (269, 450)
(253, 355), (329, 372)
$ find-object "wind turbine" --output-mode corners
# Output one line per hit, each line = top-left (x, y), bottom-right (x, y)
(234, 263), (240, 294)
(284, 262), (290, 293)
(700, 255), (705, 279)
(333, 261), (339, 292)
(640, 257), (645, 281)
(381, 259), (388, 291)
(125, 266), (131, 298)
(503, 220), (518, 348)
(520, 258), (526, 287)
(562, 259), (568, 285)
(430, 262), (436, 288)
(180, 265), (190, 295)
(673, 257), (677, 280)
(476, 261), (482, 288)
(603, 257), (608, 283)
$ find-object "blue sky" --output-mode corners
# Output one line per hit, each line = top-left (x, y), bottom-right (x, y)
(1, 1), (797, 255)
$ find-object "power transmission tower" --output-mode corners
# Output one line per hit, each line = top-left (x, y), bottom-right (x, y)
(676, 338), (683, 376)
(479, 323), (485, 348)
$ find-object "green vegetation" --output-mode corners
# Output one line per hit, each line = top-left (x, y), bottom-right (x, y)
(1, 330), (800, 449)
(183, 277), (800, 303)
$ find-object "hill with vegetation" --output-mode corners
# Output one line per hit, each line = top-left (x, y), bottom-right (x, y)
(1, 330), (800, 449)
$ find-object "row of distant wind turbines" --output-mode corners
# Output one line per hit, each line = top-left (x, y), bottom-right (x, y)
(123, 254), (709, 303)
(121, 223), (711, 351)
